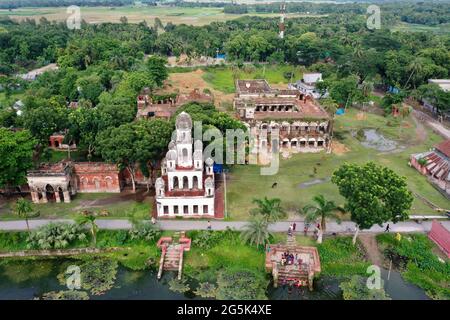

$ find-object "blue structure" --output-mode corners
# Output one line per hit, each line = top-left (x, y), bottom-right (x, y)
(388, 86), (400, 94)
(213, 163), (223, 174)
(336, 108), (345, 115)
(216, 53), (226, 60)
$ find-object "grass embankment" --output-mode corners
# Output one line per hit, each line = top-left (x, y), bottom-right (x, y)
(0, 193), (151, 220)
(377, 233), (450, 300)
(227, 108), (448, 220)
(0, 229), (369, 278)
(0, 229), (163, 270)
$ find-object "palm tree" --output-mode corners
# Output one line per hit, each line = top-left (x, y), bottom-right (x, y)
(353, 45), (364, 59)
(360, 81), (374, 98)
(15, 198), (35, 232)
(241, 216), (271, 248)
(76, 213), (99, 247)
(404, 57), (425, 89)
(301, 195), (344, 232)
(252, 197), (285, 222)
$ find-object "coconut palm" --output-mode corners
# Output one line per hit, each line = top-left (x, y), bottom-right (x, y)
(15, 198), (35, 232)
(76, 213), (99, 247)
(404, 57), (425, 89)
(252, 197), (285, 222)
(241, 216), (272, 248)
(301, 194), (344, 232)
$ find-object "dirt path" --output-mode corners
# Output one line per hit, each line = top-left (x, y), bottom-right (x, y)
(411, 111), (428, 143)
(413, 109), (450, 139)
(168, 69), (234, 110)
(359, 234), (383, 266)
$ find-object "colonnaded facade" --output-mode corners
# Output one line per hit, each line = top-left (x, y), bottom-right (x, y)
(233, 80), (332, 157)
(26, 162), (122, 204)
(155, 112), (216, 218)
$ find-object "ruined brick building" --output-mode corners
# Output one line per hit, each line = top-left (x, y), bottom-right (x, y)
(27, 161), (122, 203)
(234, 79), (332, 156)
(136, 88), (213, 120)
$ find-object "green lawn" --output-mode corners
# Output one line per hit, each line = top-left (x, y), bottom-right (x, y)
(226, 108), (449, 220)
(203, 65), (305, 94)
(0, 193), (151, 220)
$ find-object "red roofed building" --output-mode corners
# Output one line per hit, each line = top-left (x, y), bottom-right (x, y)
(410, 139), (450, 196)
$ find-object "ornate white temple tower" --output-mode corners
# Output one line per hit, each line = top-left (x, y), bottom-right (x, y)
(155, 112), (216, 218)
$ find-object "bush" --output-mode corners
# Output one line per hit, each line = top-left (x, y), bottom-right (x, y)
(318, 236), (370, 276)
(128, 223), (161, 243)
(97, 230), (129, 248)
(26, 223), (87, 249)
(0, 231), (29, 251)
(190, 228), (237, 250)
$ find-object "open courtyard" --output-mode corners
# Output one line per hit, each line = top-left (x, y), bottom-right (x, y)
(226, 107), (449, 220)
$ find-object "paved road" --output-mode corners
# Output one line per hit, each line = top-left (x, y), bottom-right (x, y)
(0, 219), (448, 234)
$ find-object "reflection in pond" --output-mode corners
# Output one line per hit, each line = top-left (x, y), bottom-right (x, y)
(0, 259), (431, 300)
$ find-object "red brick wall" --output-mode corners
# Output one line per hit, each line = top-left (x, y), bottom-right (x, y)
(73, 162), (121, 193)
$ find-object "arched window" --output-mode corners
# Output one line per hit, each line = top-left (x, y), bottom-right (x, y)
(105, 177), (113, 189)
(173, 176), (179, 189)
(193, 176), (199, 189)
(94, 178), (100, 190)
(183, 176), (189, 189)
(182, 148), (188, 161)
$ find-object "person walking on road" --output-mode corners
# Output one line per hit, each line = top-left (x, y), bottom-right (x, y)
(385, 223), (390, 232)
(207, 221), (212, 231)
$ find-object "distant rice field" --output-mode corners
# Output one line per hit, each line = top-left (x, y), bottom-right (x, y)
(391, 22), (450, 35)
(0, 5), (321, 26)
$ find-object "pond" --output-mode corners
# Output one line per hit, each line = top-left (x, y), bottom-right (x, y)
(0, 259), (430, 300)
(355, 129), (403, 152)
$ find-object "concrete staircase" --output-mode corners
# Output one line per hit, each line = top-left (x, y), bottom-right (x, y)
(277, 266), (309, 284)
(163, 245), (182, 271)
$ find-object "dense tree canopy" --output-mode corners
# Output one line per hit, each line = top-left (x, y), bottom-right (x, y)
(0, 128), (37, 188)
(332, 162), (413, 241)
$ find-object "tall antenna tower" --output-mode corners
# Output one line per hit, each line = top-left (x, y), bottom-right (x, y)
(279, 1), (286, 39)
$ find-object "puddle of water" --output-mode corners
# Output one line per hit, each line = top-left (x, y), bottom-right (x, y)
(298, 177), (331, 189)
(356, 129), (399, 152)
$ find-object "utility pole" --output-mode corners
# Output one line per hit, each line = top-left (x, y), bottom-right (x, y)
(279, 1), (286, 39)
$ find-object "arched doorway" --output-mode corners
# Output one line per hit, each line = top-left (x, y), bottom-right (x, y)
(45, 184), (55, 202)
(57, 187), (64, 202)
